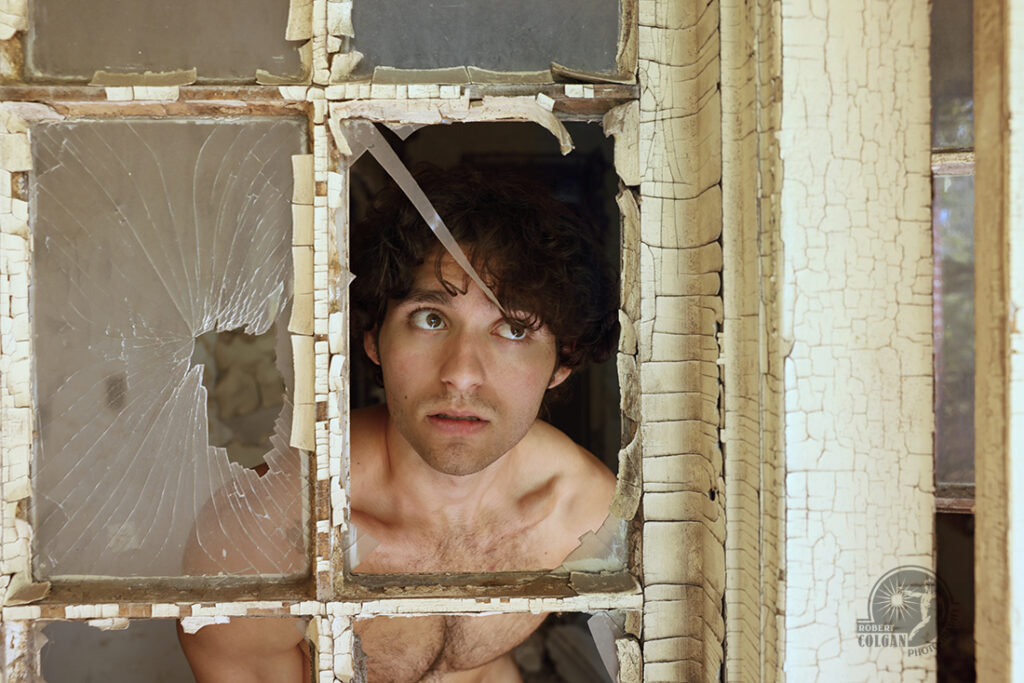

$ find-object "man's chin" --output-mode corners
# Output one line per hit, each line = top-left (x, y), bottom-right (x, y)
(419, 451), (502, 477)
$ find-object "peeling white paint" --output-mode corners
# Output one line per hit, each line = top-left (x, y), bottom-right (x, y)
(780, 0), (934, 679)
(638, 1), (724, 681)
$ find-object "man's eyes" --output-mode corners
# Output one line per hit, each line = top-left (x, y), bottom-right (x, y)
(407, 309), (530, 341)
(409, 309), (446, 330)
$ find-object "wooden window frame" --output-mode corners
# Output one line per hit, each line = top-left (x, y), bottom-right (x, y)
(0, 1), (748, 681)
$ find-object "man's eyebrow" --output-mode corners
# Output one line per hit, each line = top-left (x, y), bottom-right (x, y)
(395, 288), (453, 306)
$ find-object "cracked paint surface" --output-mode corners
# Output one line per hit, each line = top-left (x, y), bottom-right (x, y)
(638, 0), (725, 680)
(779, 0), (934, 679)
(721, 0), (785, 679)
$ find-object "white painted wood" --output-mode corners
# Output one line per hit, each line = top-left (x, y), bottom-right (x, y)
(779, 0), (935, 679)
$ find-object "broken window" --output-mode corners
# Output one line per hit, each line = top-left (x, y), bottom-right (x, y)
(345, 120), (625, 576)
(331, 117), (632, 680)
(31, 117), (309, 579)
(2, 0), (647, 680)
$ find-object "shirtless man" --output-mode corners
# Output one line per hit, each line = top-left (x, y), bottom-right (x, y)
(179, 166), (620, 682)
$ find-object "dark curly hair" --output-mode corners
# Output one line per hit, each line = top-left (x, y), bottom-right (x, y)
(350, 164), (619, 374)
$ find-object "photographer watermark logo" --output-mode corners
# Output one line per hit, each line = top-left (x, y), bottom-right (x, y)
(856, 565), (953, 656)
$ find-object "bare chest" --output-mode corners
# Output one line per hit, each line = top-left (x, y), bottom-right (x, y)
(352, 510), (566, 574)
(355, 612), (545, 681)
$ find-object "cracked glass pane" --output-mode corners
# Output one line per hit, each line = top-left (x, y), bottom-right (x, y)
(26, 0), (305, 82)
(350, 0), (620, 75)
(31, 118), (308, 579)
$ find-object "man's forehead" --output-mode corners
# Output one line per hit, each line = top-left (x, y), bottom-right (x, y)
(394, 256), (542, 323)
(405, 253), (486, 301)
(397, 286), (455, 306)
(417, 253), (473, 287)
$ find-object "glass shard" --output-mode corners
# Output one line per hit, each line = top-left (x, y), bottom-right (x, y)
(27, 0), (305, 82)
(31, 118), (308, 578)
(350, 0), (620, 76)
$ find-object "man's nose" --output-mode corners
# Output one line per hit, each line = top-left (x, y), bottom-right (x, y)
(439, 329), (486, 392)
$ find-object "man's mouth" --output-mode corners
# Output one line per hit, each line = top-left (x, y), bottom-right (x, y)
(432, 413), (483, 421)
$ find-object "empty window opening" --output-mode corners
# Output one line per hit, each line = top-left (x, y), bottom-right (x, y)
(343, 120), (625, 586)
(349, 121), (621, 472)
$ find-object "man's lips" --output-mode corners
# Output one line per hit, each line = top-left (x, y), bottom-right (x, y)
(426, 412), (489, 433)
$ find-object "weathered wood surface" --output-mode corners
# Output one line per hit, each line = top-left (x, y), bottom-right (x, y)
(721, 0), (784, 680)
(637, 1), (725, 680)
(974, 0), (1024, 679)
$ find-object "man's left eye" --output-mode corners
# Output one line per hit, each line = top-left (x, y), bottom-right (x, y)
(496, 322), (527, 340)
(410, 309), (446, 330)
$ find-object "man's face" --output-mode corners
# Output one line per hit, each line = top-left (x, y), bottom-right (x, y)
(364, 253), (570, 476)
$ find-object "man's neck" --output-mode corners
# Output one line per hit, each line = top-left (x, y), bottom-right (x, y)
(382, 414), (521, 527)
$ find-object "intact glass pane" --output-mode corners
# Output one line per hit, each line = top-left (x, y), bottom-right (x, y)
(351, 0), (620, 76)
(31, 118), (308, 578)
(933, 174), (974, 485)
(27, 0), (305, 82)
(931, 0), (973, 149)
(41, 621), (195, 682)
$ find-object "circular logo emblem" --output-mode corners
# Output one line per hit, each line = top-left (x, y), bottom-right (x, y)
(856, 565), (954, 651)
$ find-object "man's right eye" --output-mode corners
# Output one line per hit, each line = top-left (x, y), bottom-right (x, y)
(410, 309), (446, 330)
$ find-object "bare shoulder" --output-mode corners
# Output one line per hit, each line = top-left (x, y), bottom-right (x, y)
(523, 421), (616, 541)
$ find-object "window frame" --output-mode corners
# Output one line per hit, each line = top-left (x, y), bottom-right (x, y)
(0, 0), (706, 676)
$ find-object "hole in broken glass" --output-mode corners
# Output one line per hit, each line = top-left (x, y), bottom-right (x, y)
(190, 325), (286, 469)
